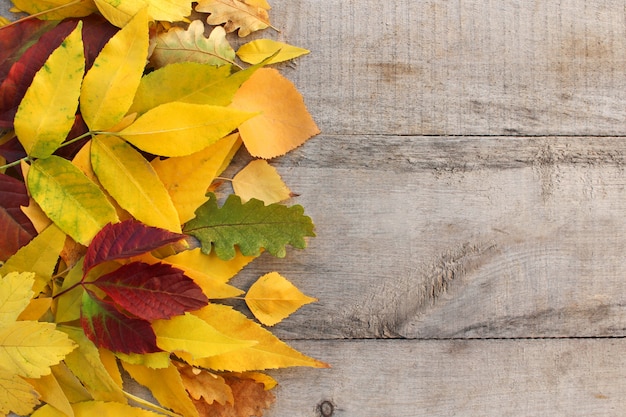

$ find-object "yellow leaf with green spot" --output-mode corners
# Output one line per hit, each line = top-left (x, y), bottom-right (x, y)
(11, 0), (96, 20)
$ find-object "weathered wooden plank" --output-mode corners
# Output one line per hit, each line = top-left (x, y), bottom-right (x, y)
(227, 135), (626, 339)
(261, 0), (626, 136)
(263, 338), (626, 417)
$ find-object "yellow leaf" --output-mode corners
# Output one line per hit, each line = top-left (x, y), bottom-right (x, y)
(32, 401), (165, 417)
(118, 102), (255, 157)
(162, 247), (256, 283)
(237, 39), (309, 65)
(152, 133), (241, 223)
(0, 272), (34, 326)
(24, 372), (73, 417)
(232, 159), (292, 204)
(191, 304), (329, 371)
(91, 135), (181, 232)
(122, 362), (199, 417)
(20, 199), (52, 233)
(152, 313), (256, 359)
(14, 23), (84, 159)
(28, 157), (119, 245)
(243, 0), (269, 9)
(0, 321), (75, 378)
(177, 363), (233, 405)
(114, 351), (171, 369)
(49, 363), (92, 403)
(231, 68), (320, 158)
(95, 0), (191, 27)
(98, 348), (123, 388)
(0, 369), (39, 416)
(80, 8), (148, 130)
(10, 0), (96, 20)
(53, 260), (84, 323)
(227, 371), (277, 390)
(0, 16), (9, 27)
(245, 272), (316, 326)
(17, 298), (52, 321)
(196, 0), (271, 37)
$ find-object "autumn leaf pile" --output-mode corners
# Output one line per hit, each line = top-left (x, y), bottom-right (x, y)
(0, 1), (325, 416)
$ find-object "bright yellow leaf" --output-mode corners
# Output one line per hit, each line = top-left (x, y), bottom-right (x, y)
(232, 159), (292, 204)
(95, 0), (191, 27)
(122, 362), (199, 417)
(17, 298), (52, 321)
(0, 321), (76, 378)
(191, 304), (329, 371)
(0, 369), (40, 416)
(91, 135), (181, 232)
(114, 351), (171, 369)
(118, 102), (256, 157)
(49, 363), (92, 403)
(152, 312), (257, 359)
(0, 272), (34, 326)
(53, 260), (84, 323)
(98, 348), (123, 388)
(20, 199), (51, 233)
(14, 23), (84, 159)
(196, 0), (271, 37)
(11, 0), (96, 20)
(162, 247), (256, 283)
(237, 39), (309, 65)
(32, 401), (165, 417)
(231, 68), (320, 158)
(80, 8), (148, 130)
(25, 372), (73, 417)
(28, 157), (119, 246)
(152, 133), (241, 223)
(243, 0), (269, 9)
(245, 272), (317, 326)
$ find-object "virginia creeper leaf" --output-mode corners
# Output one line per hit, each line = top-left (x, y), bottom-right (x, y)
(231, 68), (320, 158)
(0, 368), (40, 416)
(184, 193), (315, 260)
(93, 261), (208, 320)
(232, 159), (292, 204)
(80, 293), (160, 354)
(84, 219), (185, 273)
(80, 8), (148, 131)
(237, 39), (309, 64)
(150, 21), (236, 67)
(196, 0), (271, 37)
(14, 22), (84, 159)
(11, 0), (97, 20)
(0, 173), (36, 261)
(245, 272), (317, 326)
(117, 102), (255, 157)
(28, 156), (119, 245)
(0, 272), (34, 326)
(32, 401), (166, 417)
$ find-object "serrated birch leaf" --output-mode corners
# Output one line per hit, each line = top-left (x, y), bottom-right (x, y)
(0, 172), (36, 261)
(24, 372), (73, 417)
(80, 8), (148, 131)
(118, 102), (255, 157)
(150, 21), (235, 67)
(91, 135), (181, 232)
(163, 247), (256, 284)
(122, 362), (199, 417)
(237, 39), (309, 64)
(28, 156), (119, 245)
(10, 0), (97, 20)
(32, 401), (165, 417)
(184, 193), (315, 260)
(14, 23), (84, 159)
(190, 304), (329, 371)
(152, 312), (256, 359)
(196, 0), (270, 37)
(152, 133), (240, 223)
(233, 159), (291, 204)
(0, 321), (75, 378)
(0, 368), (40, 416)
(0, 272), (34, 326)
(245, 272), (316, 326)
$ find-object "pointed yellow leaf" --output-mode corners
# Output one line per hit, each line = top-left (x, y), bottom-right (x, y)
(32, 401), (165, 417)
(163, 247), (256, 283)
(233, 159), (292, 204)
(0, 272), (34, 326)
(231, 68), (320, 158)
(14, 23), (84, 159)
(80, 8), (148, 130)
(17, 298), (52, 321)
(24, 372), (74, 417)
(163, 259), (244, 299)
(49, 363), (92, 403)
(152, 133), (241, 223)
(98, 348), (123, 388)
(95, 0), (191, 27)
(245, 272), (317, 326)
(91, 135), (181, 232)
(152, 312), (256, 359)
(118, 102), (256, 157)
(54, 260), (84, 323)
(191, 304), (329, 371)
(122, 362), (199, 417)
(237, 39), (309, 65)
(28, 157), (119, 245)
(0, 321), (76, 378)
(196, 0), (271, 37)
(10, 0), (96, 20)
(114, 351), (171, 369)
(0, 369), (39, 416)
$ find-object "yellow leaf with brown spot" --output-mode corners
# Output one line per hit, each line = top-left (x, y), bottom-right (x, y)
(196, 0), (271, 37)
(0, 369), (40, 416)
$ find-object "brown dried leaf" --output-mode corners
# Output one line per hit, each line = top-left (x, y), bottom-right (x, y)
(177, 362), (234, 405)
(193, 375), (275, 417)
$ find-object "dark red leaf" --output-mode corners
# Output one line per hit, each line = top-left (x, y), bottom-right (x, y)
(93, 262), (208, 321)
(0, 173), (36, 261)
(53, 114), (89, 159)
(81, 292), (160, 354)
(84, 220), (186, 274)
(0, 135), (26, 164)
(80, 14), (119, 71)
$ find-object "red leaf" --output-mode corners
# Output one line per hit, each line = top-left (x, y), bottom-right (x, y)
(93, 262), (208, 321)
(0, 135), (27, 166)
(81, 292), (160, 354)
(0, 173), (36, 261)
(84, 219), (186, 274)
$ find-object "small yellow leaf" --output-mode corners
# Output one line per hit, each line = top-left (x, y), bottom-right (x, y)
(237, 39), (309, 64)
(0, 369), (40, 416)
(0, 272), (34, 326)
(232, 159), (292, 204)
(118, 102), (256, 157)
(196, 0), (271, 37)
(24, 372), (73, 417)
(91, 135), (181, 232)
(80, 8), (148, 130)
(231, 68), (320, 158)
(245, 272), (317, 326)
(10, 0), (97, 20)
(32, 401), (165, 417)
(162, 247), (256, 284)
(152, 133), (241, 223)
(14, 23), (84, 159)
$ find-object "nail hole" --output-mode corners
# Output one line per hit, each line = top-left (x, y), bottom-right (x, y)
(318, 400), (334, 417)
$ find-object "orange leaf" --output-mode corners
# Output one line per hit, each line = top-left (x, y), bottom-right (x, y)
(193, 375), (275, 417)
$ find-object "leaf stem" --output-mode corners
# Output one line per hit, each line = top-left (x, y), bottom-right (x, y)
(52, 281), (84, 299)
(0, 157), (29, 171)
